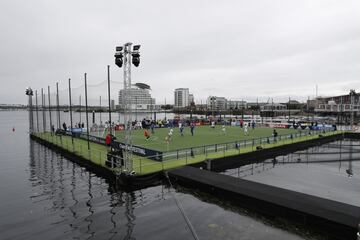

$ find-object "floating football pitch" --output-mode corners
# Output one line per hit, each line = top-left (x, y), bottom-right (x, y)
(113, 126), (301, 152)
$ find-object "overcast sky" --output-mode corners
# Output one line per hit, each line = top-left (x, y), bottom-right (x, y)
(1, 0), (360, 104)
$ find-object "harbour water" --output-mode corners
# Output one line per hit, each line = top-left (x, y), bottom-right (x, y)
(222, 140), (360, 207)
(0, 111), (338, 239)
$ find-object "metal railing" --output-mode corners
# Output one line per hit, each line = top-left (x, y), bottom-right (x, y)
(160, 128), (336, 161)
(32, 128), (340, 176)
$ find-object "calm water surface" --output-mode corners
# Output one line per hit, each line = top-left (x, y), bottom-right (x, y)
(223, 140), (360, 207)
(0, 111), (324, 240)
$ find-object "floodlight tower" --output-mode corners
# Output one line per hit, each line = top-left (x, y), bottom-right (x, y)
(26, 87), (34, 133)
(114, 43), (141, 173)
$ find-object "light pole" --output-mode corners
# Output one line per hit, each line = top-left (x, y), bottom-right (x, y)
(135, 96), (138, 121)
(210, 96), (216, 117)
(114, 43), (141, 173)
(350, 89), (355, 130)
(99, 95), (102, 125)
(25, 87), (34, 133)
(165, 98), (167, 120)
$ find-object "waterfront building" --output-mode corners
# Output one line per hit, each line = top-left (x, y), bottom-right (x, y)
(207, 96), (227, 110)
(227, 100), (247, 110)
(118, 88), (155, 110)
(314, 90), (360, 123)
(315, 90), (360, 113)
(189, 94), (194, 105)
(260, 103), (287, 117)
(174, 88), (190, 108)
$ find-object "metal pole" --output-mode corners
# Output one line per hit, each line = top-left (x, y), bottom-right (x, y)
(27, 90), (34, 133)
(241, 98), (244, 119)
(56, 83), (60, 129)
(135, 96), (137, 121)
(48, 86), (53, 133)
(100, 95), (102, 124)
(68, 78), (74, 144)
(29, 93), (33, 133)
(350, 90), (354, 130)
(35, 90), (39, 132)
(41, 88), (46, 132)
(288, 96), (291, 121)
(79, 95), (82, 125)
(165, 98), (167, 119)
(123, 42), (133, 172)
(85, 73), (90, 150)
(107, 65), (112, 135)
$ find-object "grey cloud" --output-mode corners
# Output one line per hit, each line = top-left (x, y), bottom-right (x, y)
(1, 0), (360, 104)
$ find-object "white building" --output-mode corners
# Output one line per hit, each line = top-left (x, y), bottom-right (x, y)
(174, 88), (189, 108)
(207, 96), (227, 110)
(189, 94), (194, 105)
(118, 88), (155, 110)
(227, 100), (247, 110)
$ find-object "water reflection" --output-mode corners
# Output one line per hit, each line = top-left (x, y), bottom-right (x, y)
(28, 140), (162, 239)
(221, 139), (360, 207)
(223, 140), (360, 179)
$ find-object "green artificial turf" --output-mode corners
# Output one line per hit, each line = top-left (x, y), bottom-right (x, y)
(33, 130), (341, 176)
(113, 126), (303, 152)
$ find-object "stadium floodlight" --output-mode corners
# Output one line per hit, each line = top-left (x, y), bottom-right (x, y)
(26, 87), (33, 96)
(114, 51), (123, 68)
(25, 87), (34, 133)
(132, 52), (140, 67)
(133, 45), (141, 51)
(113, 42), (142, 175)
